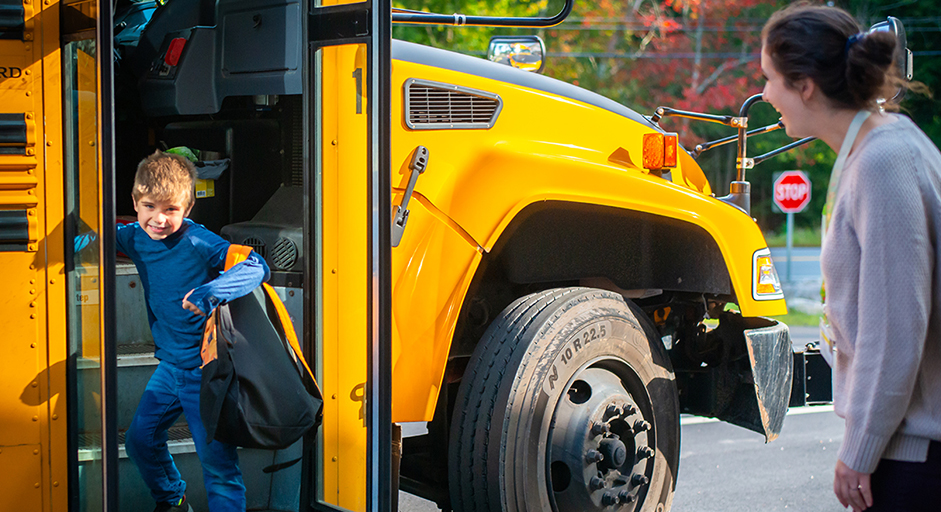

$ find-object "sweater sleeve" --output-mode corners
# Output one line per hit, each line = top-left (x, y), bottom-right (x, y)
(186, 250), (270, 314)
(837, 144), (932, 473)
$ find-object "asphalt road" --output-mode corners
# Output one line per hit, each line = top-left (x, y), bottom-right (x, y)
(673, 408), (844, 512)
(398, 407), (846, 512)
(770, 246), (821, 282)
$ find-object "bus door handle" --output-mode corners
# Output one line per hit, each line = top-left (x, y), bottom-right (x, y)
(392, 145), (429, 247)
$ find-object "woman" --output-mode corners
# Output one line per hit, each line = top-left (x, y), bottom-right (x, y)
(761, 4), (941, 512)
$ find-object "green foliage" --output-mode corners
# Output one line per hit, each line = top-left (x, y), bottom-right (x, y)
(393, 0), (554, 51)
(769, 310), (821, 327)
(763, 225), (822, 248)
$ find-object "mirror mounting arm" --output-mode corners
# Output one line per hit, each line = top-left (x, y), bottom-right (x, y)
(713, 94), (762, 215)
(391, 0), (573, 28)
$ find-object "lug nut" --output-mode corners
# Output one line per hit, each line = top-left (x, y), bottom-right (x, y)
(637, 446), (655, 459)
(631, 474), (649, 486)
(605, 404), (620, 418)
(623, 404), (637, 416)
(586, 449), (604, 464)
(618, 490), (636, 504)
(589, 476), (605, 490)
(591, 423), (610, 436)
(601, 491), (619, 506)
(633, 419), (651, 433)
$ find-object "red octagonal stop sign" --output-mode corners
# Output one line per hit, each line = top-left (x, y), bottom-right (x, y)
(773, 170), (811, 213)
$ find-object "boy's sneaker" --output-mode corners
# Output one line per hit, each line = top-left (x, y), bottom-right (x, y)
(153, 496), (194, 512)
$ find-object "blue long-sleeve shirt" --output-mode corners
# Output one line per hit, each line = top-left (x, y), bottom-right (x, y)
(117, 219), (269, 368)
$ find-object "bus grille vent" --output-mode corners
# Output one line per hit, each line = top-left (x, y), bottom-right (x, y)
(242, 237), (266, 259)
(271, 237), (298, 270)
(405, 79), (502, 130)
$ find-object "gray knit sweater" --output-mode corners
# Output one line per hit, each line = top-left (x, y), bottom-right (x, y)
(821, 114), (941, 474)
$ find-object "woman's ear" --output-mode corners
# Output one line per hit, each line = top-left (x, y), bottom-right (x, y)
(796, 78), (817, 103)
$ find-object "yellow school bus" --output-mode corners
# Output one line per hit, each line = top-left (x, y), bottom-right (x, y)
(0, 0), (803, 510)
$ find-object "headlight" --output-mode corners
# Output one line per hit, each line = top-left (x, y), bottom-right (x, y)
(752, 248), (784, 300)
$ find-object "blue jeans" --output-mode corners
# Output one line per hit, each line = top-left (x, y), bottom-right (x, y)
(125, 361), (246, 512)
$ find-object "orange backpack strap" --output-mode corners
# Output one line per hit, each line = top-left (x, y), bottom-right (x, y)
(262, 283), (323, 398)
(225, 244), (254, 271)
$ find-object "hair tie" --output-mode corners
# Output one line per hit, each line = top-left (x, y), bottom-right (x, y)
(845, 32), (865, 55)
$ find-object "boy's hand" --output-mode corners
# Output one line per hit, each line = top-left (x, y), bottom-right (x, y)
(183, 289), (206, 317)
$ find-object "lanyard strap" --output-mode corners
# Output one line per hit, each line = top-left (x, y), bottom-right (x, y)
(820, 110), (872, 355)
(823, 110), (872, 229)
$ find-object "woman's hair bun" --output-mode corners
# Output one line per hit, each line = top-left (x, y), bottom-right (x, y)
(845, 31), (897, 108)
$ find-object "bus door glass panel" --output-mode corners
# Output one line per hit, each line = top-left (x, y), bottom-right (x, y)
(311, 41), (371, 512)
(63, 37), (104, 511)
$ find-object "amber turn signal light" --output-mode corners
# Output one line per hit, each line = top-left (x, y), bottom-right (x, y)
(642, 132), (678, 170)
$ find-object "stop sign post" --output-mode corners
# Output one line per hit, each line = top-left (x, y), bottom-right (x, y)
(773, 171), (811, 283)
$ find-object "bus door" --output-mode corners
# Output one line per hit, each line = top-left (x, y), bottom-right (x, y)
(305, 0), (393, 509)
(60, 0), (120, 509)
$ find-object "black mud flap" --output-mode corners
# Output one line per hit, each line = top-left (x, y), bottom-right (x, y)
(675, 314), (793, 442)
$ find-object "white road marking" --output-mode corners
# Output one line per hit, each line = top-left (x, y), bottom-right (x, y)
(771, 255), (820, 262)
(680, 405), (835, 426)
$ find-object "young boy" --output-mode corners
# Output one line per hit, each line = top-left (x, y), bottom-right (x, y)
(119, 151), (269, 512)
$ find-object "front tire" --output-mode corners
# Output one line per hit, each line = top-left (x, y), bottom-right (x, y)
(448, 288), (679, 512)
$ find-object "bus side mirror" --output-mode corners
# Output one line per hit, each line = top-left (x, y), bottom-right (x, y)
(869, 16), (913, 99)
(488, 35), (546, 73)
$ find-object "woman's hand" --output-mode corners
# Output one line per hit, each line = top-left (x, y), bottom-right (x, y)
(182, 289), (206, 317)
(834, 459), (873, 511)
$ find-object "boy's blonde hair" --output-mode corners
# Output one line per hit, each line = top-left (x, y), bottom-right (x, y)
(132, 151), (198, 208)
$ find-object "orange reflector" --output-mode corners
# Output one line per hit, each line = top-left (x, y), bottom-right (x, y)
(663, 133), (678, 168)
(642, 133), (664, 170)
(642, 132), (679, 170)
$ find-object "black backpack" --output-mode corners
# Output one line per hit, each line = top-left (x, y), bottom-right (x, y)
(199, 245), (322, 451)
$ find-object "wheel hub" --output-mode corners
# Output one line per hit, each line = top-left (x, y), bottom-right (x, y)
(548, 366), (654, 511)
